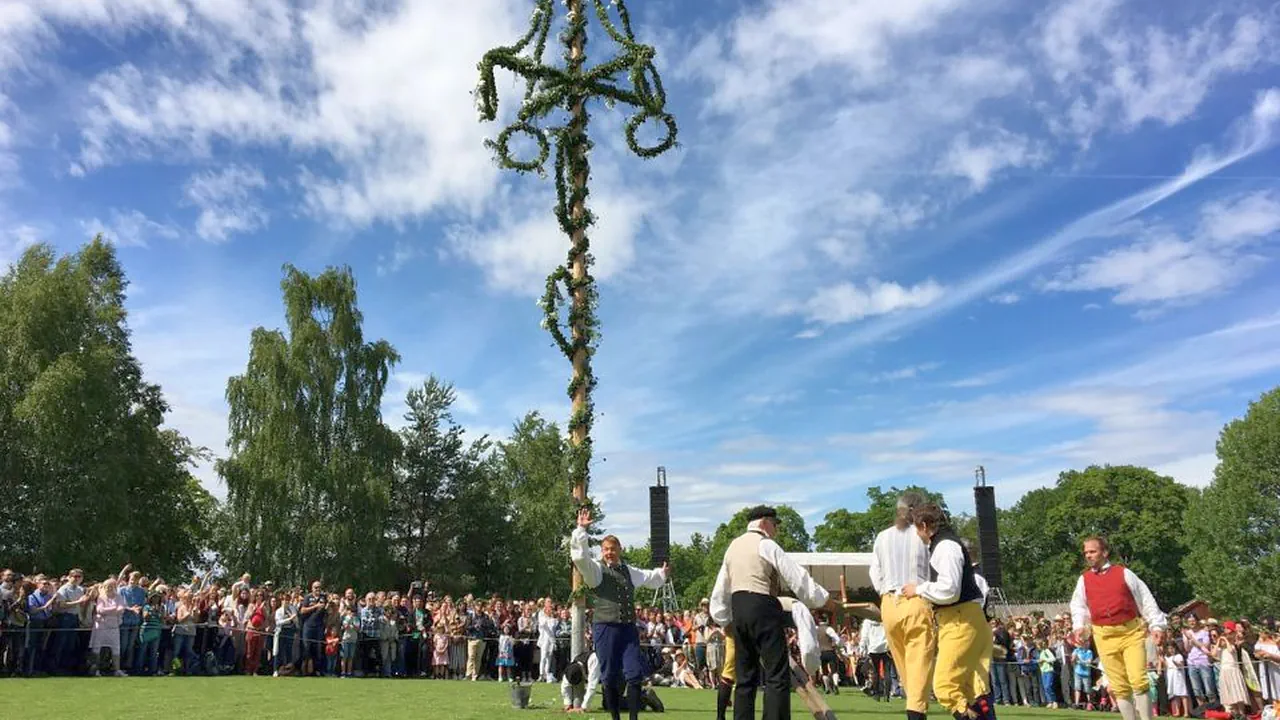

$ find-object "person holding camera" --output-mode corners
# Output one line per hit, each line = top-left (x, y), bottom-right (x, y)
(299, 580), (327, 677)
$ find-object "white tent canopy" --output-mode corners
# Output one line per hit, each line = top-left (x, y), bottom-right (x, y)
(787, 552), (875, 596)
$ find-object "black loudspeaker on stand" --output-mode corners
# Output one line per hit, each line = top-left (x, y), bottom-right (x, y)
(973, 466), (1003, 589)
(650, 467), (670, 566)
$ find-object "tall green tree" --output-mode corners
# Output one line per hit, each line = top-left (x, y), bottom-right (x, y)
(0, 238), (215, 579)
(813, 486), (947, 552)
(1183, 387), (1280, 618)
(217, 265), (400, 589)
(999, 465), (1194, 604)
(492, 412), (588, 601)
(388, 375), (492, 592)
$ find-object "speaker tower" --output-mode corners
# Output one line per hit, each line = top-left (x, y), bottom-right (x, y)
(649, 466), (671, 566)
(973, 466), (1003, 588)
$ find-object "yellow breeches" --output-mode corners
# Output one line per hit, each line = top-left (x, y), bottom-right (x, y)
(933, 602), (993, 715)
(882, 594), (938, 713)
(721, 630), (737, 682)
(1093, 619), (1150, 698)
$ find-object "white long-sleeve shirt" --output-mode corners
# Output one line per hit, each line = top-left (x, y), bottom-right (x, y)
(536, 610), (559, 652)
(568, 527), (667, 592)
(1069, 564), (1166, 631)
(870, 525), (931, 595)
(779, 597), (822, 675)
(858, 618), (888, 655)
(560, 652), (600, 709)
(916, 537), (982, 607)
(708, 538), (829, 625)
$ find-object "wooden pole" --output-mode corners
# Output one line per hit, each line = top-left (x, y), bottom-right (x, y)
(567, 0), (590, 661)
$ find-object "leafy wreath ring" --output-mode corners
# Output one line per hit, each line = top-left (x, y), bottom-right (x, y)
(493, 122), (551, 172)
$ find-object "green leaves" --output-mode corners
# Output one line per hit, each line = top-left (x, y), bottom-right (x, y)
(812, 485), (947, 552)
(998, 465), (1194, 605)
(1183, 387), (1280, 618)
(218, 264), (400, 590)
(0, 237), (213, 580)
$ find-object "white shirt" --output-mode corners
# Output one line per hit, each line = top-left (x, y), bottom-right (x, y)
(560, 652), (600, 708)
(1069, 563), (1167, 631)
(858, 618), (888, 655)
(916, 537), (983, 606)
(780, 598), (822, 674)
(708, 536), (830, 625)
(536, 610), (559, 651)
(870, 525), (931, 595)
(975, 570), (990, 599)
(569, 527), (667, 592)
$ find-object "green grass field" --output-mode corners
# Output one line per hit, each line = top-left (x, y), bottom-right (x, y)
(2, 676), (1100, 719)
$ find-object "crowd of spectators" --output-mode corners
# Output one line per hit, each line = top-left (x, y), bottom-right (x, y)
(8, 564), (1272, 720)
(983, 613), (1280, 718)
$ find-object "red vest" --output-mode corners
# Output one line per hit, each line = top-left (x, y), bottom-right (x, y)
(1082, 564), (1139, 626)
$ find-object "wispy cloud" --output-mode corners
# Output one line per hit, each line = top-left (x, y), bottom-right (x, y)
(81, 209), (180, 248)
(184, 165), (268, 242)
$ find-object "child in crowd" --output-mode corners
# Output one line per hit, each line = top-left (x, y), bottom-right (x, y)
(340, 605), (359, 678)
(325, 625), (340, 676)
(1164, 644), (1189, 718)
(433, 621), (450, 680)
(140, 594), (165, 676)
(497, 622), (516, 682)
(1074, 643), (1096, 709)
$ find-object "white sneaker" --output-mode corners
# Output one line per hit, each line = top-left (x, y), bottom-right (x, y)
(273, 671), (279, 677)
(114, 670), (127, 677)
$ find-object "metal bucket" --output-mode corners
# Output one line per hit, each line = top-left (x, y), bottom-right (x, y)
(510, 681), (533, 709)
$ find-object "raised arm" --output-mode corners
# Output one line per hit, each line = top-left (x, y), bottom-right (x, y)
(627, 563), (668, 591)
(569, 508), (603, 590)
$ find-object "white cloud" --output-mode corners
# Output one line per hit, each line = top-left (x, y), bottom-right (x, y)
(988, 292), (1020, 305)
(1199, 191), (1280, 244)
(874, 362), (942, 382)
(690, 0), (972, 112)
(828, 429), (925, 449)
(377, 240), (423, 277)
(707, 462), (826, 478)
(1039, 0), (1273, 141)
(81, 208), (180, 248)
(0, 223), (40, 268)
(448, 187), (648, 297)
(799, 278), (945, 326)
(40, 0), (524, 228)
(1045, 190), (1280, 307)
(941, 130), (1046, 190)
(184, 165), (267, 242)
(949, 370), (1005, 388)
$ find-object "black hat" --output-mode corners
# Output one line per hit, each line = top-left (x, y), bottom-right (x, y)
(565, 662), (585, 686)
(746, 505), (778, 522)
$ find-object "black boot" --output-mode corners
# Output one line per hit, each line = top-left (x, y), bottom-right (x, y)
(716, 679), (733, 720)
(603, 683), (622, 720)
(908, 711), (928, 720)
(627, 681), (643, 720)
(969, 694), (997, 720)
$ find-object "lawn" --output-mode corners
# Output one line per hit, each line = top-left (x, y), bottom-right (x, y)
(2, 676), (1102, 720)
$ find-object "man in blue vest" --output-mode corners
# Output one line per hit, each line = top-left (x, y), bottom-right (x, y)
(570, 507), (669, 720)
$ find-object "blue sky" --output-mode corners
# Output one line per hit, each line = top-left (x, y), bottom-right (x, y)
(3, 0), (1280, 547)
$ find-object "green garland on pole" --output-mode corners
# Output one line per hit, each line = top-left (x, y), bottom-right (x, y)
(476, 0), (678, 493)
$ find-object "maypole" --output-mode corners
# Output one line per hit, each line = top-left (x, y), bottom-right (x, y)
(476, 0), (678, 657)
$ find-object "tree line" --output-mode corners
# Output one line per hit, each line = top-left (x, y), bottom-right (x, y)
(2, 239), (1276, 618)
